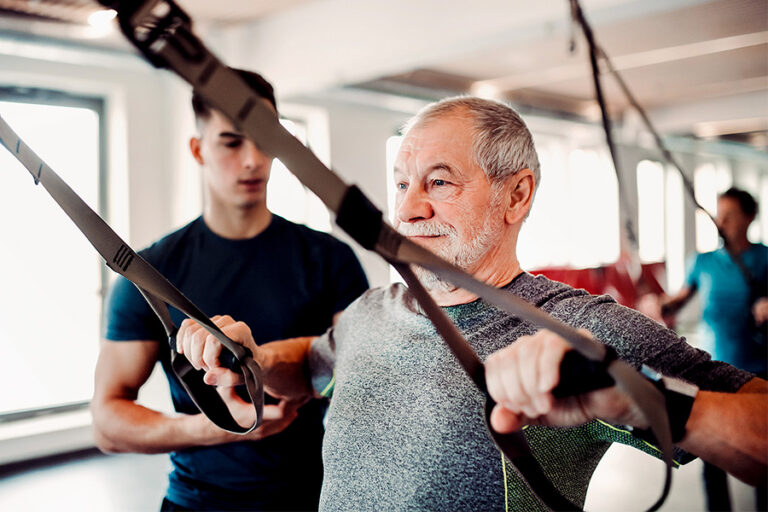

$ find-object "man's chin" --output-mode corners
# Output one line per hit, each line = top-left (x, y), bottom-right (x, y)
(408, 236), (447, 252)
(412, 265), (458, 293)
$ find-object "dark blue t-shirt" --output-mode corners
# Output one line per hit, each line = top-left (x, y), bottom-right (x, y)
(686, 243), (767, 374)
(104, 215), (369, 511)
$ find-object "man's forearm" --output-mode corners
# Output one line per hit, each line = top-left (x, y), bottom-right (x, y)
(678, 377), (767, 485)
(259, 336), (317, 400)
(660, 286), (695, 317)
(91, 399), (230, 454)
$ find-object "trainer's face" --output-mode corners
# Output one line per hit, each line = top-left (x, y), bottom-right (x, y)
(393, 114), (503, 275)
(191, 105), (275, 210)
(716, 196), (753, 244)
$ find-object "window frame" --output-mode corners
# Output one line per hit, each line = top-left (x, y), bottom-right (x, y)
(0, 86), (107, 423)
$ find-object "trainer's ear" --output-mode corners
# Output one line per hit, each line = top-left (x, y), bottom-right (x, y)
(189, 136), (204, 165)
(503, 168), (535, 225)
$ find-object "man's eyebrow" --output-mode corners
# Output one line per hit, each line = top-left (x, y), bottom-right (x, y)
(218, 131), (244, 138)
(393, 162), (456, 176)
(429, 162), (455, 174)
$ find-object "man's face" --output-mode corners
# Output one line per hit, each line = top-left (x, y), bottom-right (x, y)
(393, 114), (504, 285)
(716, 196), (753, 244)
(192, 107), (274, 210)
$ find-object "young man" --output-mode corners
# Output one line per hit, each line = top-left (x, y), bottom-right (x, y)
(91, 69), (369, 511)
(177, 97), (766, 510)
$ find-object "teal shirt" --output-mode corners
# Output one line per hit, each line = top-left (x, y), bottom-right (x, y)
(686, 243), (768, 374)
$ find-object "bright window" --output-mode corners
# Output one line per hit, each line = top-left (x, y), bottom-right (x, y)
(0, 96), (103, 416)
(636, 160), (665, 263)
(635, 159), (687, 291)
(665, 167), (686, 291)
(519, 146), (620, 269)
(694, 162), (732, 252)
(267, 119), (331, 232)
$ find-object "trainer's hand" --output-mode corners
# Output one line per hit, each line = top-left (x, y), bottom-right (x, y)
(485, 329), (647, 434)
(216, 386), (308, 440)
(176, 315), (259, 387)
(753, 298), (768, 325)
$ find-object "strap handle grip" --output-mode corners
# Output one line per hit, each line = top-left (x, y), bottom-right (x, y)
(553, 349), (616, 398)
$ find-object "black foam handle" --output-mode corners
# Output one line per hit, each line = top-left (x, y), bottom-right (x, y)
(552, 349), (616, 398)
(218, 347), (240, 370)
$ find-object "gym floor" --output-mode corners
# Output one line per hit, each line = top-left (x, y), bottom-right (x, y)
(0, 442), (757, 511)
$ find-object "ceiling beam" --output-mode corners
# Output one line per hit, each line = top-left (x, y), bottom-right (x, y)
(212, 0), (713, 98)
(473, 31), (768, 94)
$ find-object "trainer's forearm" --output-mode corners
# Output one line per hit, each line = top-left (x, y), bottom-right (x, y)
(91, 399), (230, 454)
(678, 377), (767, 485)
(258, 336), (316, 400)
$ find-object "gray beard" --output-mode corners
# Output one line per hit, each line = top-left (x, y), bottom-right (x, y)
(400, 211), (502, 292)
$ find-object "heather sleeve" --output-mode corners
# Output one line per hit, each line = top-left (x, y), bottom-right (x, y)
(309, 328), (337, 397)
(559, 294), (754, 392)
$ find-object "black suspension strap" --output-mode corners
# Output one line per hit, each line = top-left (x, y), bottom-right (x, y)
(49, 1), (676, 508)
(568, 0), (640, 264)
(0, 116), (264, 434)
(570, 0), (765, 340)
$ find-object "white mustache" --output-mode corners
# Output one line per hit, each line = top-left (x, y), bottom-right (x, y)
(396, 223), (456, 237)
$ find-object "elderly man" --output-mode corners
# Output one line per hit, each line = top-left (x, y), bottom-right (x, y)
(178, 97), (766, 511)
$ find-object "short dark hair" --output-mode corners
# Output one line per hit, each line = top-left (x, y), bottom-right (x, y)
(719, 187), (758, 217)
(191, 68), (276, 122)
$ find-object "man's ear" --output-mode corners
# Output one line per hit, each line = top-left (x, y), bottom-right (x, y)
(503, 168), (535, 225)
(189, 136), (204, 165)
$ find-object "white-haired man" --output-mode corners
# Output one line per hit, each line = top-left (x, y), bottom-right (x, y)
(177, 97), (766, 510)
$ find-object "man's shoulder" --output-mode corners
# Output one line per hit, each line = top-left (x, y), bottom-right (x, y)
(690, 249), (721, 269)
(272, 215), (352, 252)
(512, 272), (588, 306)
(139, 217), (202, 262)
(338, 284), (408, 316)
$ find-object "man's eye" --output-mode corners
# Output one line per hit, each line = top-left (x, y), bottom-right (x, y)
(432, 179), (447, 186)
(224, 139), (243, 148)
(396, 182), (408, 191)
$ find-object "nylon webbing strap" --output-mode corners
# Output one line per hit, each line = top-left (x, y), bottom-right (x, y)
(115, 1), (674, 509)
(0, 115), (264, 434)
(570, 0), (763, 317)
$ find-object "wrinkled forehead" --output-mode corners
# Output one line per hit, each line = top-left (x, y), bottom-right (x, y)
(394, 115), (475, 173)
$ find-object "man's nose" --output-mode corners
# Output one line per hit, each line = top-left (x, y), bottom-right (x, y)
(715, 216), (727, 231)
(242, 140), (267, 170)
(396, 185), (434, 223)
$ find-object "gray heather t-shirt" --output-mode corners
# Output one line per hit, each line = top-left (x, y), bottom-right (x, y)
(309, 272), (752, 511)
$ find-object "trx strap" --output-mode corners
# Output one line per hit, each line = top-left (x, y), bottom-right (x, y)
(570, 0), (765, 344)
(568, 0), (640, 265)
(0, 116), (264, 434)
(15, 1), (674, 508)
